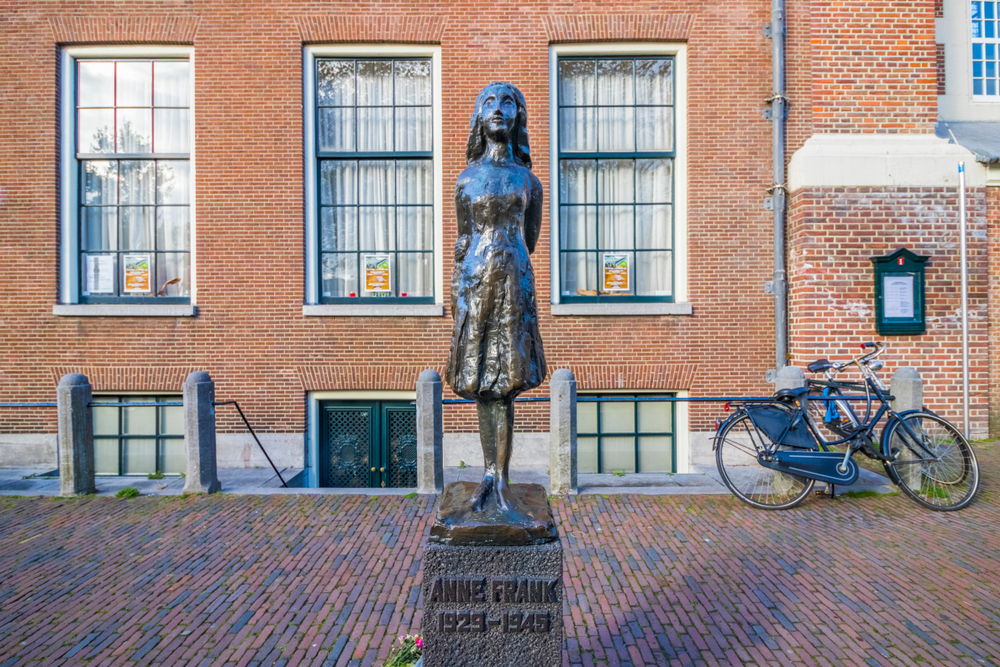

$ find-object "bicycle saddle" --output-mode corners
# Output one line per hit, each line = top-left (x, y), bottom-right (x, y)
(807, 358), (835, 373)
(773, 386), (807, 404)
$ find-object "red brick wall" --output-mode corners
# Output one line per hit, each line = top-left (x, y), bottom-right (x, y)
(988, 187), (1000, 437)
(810, 0), (937, 133)
(788, 186), (990, 435)
(0, 0), (784, 440)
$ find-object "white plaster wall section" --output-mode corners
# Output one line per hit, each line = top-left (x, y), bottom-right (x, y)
(215, 434), (305, 469)
(0, 435), (58, 467)
(444, 433), (549, 468)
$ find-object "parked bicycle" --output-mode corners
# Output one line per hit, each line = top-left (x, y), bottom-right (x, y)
(713, 342), (980, 511)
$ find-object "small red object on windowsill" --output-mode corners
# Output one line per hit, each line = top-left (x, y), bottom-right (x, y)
(349, 292), (356, 297)
(401, 293), (407, 297)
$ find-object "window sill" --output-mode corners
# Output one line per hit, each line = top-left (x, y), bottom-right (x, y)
(303, 304), (445, 317)
(550, 302), (693, 317)
(53, 304), (196, 317)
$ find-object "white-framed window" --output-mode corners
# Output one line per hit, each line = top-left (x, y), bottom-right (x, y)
(303, 45), (444, 317)
(549, 43), (689, 317)
(58, 46), (195, 315)
(937, 2), (1000, 120)
(972, 1), (1000, 95)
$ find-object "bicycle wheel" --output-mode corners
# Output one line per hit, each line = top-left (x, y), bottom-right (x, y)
(715, 411), (815, 510)
(883, 412), (980, 511)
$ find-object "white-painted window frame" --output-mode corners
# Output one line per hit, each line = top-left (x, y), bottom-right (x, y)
(302, 44), (444, 317)
(548, 43), (690, 317)
(938, 0), (1000, 119)
(56, 45), (197, 318)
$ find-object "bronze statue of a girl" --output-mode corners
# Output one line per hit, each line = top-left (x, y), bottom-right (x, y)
(445, 82), (547, 515)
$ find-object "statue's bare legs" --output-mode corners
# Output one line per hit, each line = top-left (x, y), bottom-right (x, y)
(472, 398), (515, 512)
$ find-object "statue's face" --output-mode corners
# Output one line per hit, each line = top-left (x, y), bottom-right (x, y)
(478, 85), (517, 142)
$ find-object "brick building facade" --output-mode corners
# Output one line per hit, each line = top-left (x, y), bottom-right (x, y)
(0, 0), (995, 485)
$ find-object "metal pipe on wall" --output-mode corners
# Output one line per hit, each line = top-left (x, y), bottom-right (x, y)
(958, 162), (970, 437)
(771, 0), (789, 373)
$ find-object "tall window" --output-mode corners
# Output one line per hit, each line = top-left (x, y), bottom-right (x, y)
(972, 2), (1000, 95)
(578, 395), (675, 473)
(315, 58), (434, 302)
(557, 57), (675, 302)
(92, 396), (184, 475)
(76, 59), (191, 302)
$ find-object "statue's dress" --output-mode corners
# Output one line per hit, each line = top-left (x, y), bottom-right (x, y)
(446, 170), (546, 402)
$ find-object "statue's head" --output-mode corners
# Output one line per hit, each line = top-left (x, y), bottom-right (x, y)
(466, 82), (532, 169)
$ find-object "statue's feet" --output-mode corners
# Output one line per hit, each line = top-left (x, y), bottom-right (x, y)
(495, 478), (513, 512)
(470, 475), (494, 513)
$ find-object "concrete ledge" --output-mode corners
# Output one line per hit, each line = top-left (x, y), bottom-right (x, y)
(53, 304), (195, 317)
(789, 133), (987, 190)
(550, 302), (693, 317)
(302, 304), (445, 317)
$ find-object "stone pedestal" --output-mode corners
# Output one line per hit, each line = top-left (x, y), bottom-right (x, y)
(416, 369), (444, 495)
(420, 539), (563, 667)
(549, 369), (578, 496)
(57, 373), (96, 496)
(182, 371), (222, 494)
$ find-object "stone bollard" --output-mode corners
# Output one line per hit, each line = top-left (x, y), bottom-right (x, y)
(549, 369), (578, 496)
(775, 365), (806, 392)
(416, 369), (444, 495)
(182, 371), (222, 494)
(57, 373), (96, 496)
(890, 367), (923, 491)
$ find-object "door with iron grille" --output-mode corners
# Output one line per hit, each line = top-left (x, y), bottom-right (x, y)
(318, 401), (417, 488)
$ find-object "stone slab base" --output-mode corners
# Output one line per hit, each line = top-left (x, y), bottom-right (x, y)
(420, 539), (563, 667)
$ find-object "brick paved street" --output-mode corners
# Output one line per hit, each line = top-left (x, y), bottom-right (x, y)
(1, 445), (999, 667)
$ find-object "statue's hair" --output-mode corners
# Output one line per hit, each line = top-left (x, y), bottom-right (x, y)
(465, 82), (532, 170)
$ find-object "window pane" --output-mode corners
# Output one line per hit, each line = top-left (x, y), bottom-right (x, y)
(319, 107), (356, 152)
(397, 207), (432, 250)
(92, 398), (118, 435)
(578, 402), (597, 433)
(597, 59), (634, 105)
(121, 207), (155, 250)
(638, 436), (673, 472)
(635, 59), (673, 105)
(396, 160), (433, 204)
(600, 400), (635, 433)
(83, 160), (118, 206)
(357, 60), (393, 105)
(398, 253), (432, 297)
(560, 159), (596, 204)
(78, 108), (115, 153)
(559, 60), (596, 106)
(636, 251), (672, 297)
(578, 436), (598, 474)
(636, 159), (673, 203)
(95, 438), (119, 474)
(598, 107), (635, 151)
(561, 252), (597, 296)
(120, 161), (155, 204)
(321, 207), (358, 251)
(636, 205), (672, 250)
(154, 109), (190, 153)
(636, 107), (673, 151)
(599, 206), (633, 250)
(600, 436), (635, 473)
(153, 61), (190, 107)
(560, 108), (596, 151)
(157, 207), (190, 251)
(318, 60), (355, 106)
(597, 159), (633, 203)
(123, 399), (156, 435)
(320, 160), (358, 205)
(322, 253), (358, 297)
(160, 405), (183, 435)
(395, 106), (431, 151)
(560, 206), (597, 250)
(357, 107), (393, 151)
(156, 161), (190, 205)
(638, 402), (671, 432)
(123, 438), (156, 474)
(116, 61), (152, 107)
(117, 108), (152, 153)
(78, 61), (115, 107)
(395, 60), (431, 105)
(359, 160), (395, 204)
(359, 207), (394, 250)
(161, 439), (185, 474)
(83, 208), (117, 251)
(156, 253), (190, 296)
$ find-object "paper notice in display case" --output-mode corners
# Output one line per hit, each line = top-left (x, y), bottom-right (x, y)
(364, 254), (392, 294)
(602, 254), (629, 292)
(85, 255), (114, 294)
(123, 254), (152, 293)
(883, 274), (915, 319)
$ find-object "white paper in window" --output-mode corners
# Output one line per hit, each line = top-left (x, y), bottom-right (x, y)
(883, 274), (914, 319)
(85, 255), (114, 294)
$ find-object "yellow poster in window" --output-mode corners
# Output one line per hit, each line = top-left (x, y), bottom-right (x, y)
(602, 254), (629, 292)
(364, 254), (392, 294)
(123, 254), (151, 293)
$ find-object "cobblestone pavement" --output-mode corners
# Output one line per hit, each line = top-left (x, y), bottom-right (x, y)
(1, 444), (999, 667)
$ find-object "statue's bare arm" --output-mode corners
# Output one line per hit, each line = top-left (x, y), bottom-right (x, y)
(524, 171), (543, 255)
(451, 177), (473, 318)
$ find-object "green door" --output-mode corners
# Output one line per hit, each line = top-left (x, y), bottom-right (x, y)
(318, 401), (417, 488)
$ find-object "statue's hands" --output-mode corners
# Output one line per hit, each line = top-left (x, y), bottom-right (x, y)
(451, 237), (471, 318)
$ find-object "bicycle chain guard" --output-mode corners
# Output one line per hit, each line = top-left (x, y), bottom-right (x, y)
(757, 450), (860, 485)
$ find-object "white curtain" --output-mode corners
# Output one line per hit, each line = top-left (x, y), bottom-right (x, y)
(597, 60), (634, 152)
(396, 159), (432, 297)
